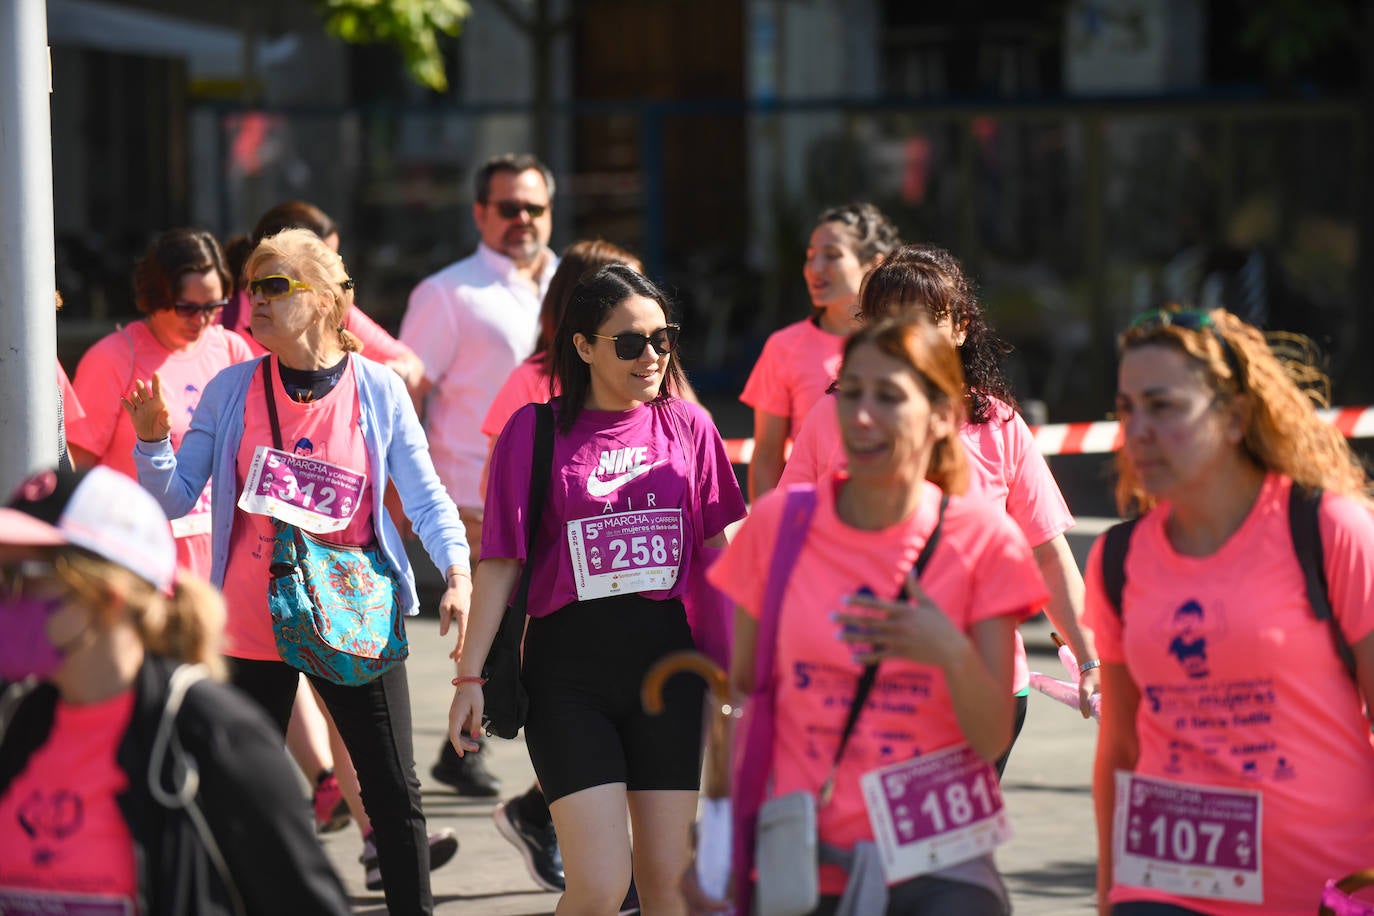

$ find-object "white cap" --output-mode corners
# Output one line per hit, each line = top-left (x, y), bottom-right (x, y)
(0, 466), (177, 593)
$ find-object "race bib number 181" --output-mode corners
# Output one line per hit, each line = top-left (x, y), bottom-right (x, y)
(861, 743), (1011, 883)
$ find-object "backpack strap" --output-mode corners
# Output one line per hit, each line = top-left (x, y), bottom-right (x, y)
(1100, 517), (1142, 618)
(1288, 483), (1359, 684)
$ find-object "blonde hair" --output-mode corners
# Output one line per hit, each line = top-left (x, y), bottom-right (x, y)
(57, 551), (226, 679)
(842, 317), (969, 495)
(244, 228), (362, 354)
(1115, 307), (1368, 515)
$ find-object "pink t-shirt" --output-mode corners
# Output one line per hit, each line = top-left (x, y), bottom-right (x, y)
(0, 690), (138, 909)
(483, 398), (747, 618)
(480, 355), (558, 439)
(226, 291), (413, 364)
(1084, 473), (1374, 914)
(220, 357), (377, 660)
(708, 476), (1047, 895)
(739, 318), (846, 430)
(780, 394), (1074, 692)
(69, 322), (253, 577)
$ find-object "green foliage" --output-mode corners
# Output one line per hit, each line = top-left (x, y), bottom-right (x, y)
(318, 0), (471, 92)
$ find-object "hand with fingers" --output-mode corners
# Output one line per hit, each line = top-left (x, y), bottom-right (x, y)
(447, 681), (484, 758)
(120, 374), (172, 442)
(1077, 665), (1102, 719)
(834, 571), (969, 668)
(437, 569), (472, 651)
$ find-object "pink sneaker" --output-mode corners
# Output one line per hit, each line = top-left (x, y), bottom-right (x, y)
(313, 771), (351, 834)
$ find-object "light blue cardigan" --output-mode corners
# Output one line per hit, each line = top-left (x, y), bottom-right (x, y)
(134, 354), (469, 615)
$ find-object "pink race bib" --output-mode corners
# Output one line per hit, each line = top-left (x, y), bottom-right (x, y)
(1113, 772), (1263, 904)
(237, 446), (366, 534)
(861, 743), (1011, 882)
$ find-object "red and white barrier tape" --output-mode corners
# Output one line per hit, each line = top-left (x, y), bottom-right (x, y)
(722, 406), (1374, 464)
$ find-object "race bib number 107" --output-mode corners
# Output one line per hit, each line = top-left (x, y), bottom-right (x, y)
(1113, 772), (1263, 904)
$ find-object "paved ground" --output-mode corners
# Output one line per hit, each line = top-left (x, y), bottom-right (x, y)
(318, 614), (1101, 915)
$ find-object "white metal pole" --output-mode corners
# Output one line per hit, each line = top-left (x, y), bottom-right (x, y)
(0, 0), (58, 492)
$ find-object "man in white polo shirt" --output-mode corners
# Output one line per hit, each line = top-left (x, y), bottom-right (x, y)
(401, 155), (557, 800)
(403, 153), (558, 548)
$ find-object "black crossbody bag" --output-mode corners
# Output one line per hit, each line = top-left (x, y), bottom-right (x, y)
(482, 403), (555, 739)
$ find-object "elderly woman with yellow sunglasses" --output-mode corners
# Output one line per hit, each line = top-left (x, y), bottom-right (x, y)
(126, 228), (472, 915)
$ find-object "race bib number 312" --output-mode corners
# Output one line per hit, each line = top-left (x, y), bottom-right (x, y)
(566, 509), (683, 601)
(238, 445), (366, 534)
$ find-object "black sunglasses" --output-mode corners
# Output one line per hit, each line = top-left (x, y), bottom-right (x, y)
(491, 200), (547, 219)
(590, 325), (681, 360)
(170, 299), (229, 319)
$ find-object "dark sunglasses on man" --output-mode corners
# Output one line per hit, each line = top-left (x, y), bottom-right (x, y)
(491, 201), (547, 220)
(169, 299), (229, 319)
(590, 325), (681, 360)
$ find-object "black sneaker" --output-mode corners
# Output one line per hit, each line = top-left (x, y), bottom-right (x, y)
(429, 741), (501, 797)
(492, 799), (564, 892)
(360, 828), (459, 892)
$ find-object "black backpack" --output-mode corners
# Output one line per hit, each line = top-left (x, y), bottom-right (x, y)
(1099, 484), (1358, 683)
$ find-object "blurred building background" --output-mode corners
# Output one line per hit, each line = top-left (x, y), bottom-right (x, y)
(45, 0), (1374, 420)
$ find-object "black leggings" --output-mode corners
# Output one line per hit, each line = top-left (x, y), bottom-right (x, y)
(992, 692), (1030, 780)
(228, 658), (431, 914)
(813, 876), (1007, 916)
(522, 595), (706, 803)
(1112, 904), (1208, 915)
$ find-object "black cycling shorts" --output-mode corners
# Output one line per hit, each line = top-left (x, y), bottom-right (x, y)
(522, 594), (705, 804)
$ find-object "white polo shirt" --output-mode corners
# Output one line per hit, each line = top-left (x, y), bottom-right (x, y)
(401, 242), (557, 507)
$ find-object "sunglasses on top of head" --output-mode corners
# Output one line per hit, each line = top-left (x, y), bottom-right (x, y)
(590, 325), (681, 360)
(169, 299), (229, 319)
(1128, 307), (1216, 333)
(489, 200), (548, 220)
(1127, 306), (1246, 384)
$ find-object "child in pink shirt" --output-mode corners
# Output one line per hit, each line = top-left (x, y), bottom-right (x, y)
(1090, 306), (1374, 915)
(741, 203), (900, 499)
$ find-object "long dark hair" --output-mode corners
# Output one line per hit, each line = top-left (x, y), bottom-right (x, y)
(858, 244), (1016, 424)
(534, 240), (642, 370)
(551, 264), (688, 432)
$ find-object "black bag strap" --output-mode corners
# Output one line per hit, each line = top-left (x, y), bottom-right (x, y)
(1101, 517), (1142, 618)
(820, 493), (949, 804)
(1103, 486), (1358, 686)
(509, 403), (556, 614)
(1288, 484), (1359, 684)
(260, 357), (283, 451)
